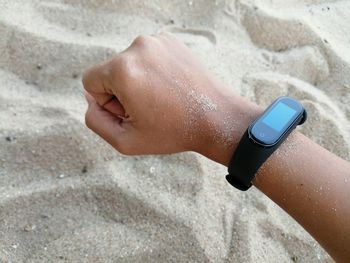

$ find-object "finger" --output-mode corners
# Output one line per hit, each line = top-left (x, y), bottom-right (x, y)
(82, 61), (116, 106)
(85, 91), (94, 105)
(103, 97), (126, 117)
(85, 96), (127, 150)
(86, 88), (126, 118)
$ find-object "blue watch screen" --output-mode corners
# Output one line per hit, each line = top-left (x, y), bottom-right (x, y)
(262, 102), (297, 132)
(250, 97), (304, 145)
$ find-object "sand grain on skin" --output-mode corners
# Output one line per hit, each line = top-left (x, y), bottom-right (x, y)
(1, 0), (349, 262)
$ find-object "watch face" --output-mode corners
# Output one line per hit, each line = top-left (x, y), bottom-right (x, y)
(249, 97), (305, 146)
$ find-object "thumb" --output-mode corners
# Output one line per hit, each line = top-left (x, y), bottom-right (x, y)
(85, 92), (128, 153)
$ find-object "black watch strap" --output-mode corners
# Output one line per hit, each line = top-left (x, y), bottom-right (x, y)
(226, 97), (307, 191)
(226, 130), (277, 191)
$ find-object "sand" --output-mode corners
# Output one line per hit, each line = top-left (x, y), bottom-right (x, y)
(0, 0), (349, 262)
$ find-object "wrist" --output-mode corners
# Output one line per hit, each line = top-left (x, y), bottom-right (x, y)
(195, 91), (262, 166)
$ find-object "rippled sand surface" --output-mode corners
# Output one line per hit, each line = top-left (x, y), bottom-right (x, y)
(1, 0), (349, 262)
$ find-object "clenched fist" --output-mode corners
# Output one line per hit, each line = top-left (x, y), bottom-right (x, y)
(82, 33), (350, 263)
(82, 32), (259, 163)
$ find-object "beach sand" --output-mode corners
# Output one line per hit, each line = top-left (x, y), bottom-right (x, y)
(0, 0), (349, 262)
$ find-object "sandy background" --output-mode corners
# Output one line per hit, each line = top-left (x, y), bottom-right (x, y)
(1, 0), (349, 262)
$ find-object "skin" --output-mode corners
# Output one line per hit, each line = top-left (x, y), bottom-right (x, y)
(83, 33), (350, 262)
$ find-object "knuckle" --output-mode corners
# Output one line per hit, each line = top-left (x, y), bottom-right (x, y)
(82, 62), (111, 92)
(110, 55), (128, 74)
(82, 65), (105, 92)
(132, 35), (153, 48)
(110, 55), (140, 86)
(82, 69), (92, 91)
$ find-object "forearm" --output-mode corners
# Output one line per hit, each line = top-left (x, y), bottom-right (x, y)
(254, 131), (350, 262)
(82, 33), (349, 261)
(199, 94), (350, 262)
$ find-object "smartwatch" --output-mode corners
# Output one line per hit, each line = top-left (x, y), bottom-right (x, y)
(226, 96), (307, 191)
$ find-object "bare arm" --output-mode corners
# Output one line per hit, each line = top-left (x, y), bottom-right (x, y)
(82, 33), (350, 262)
(198, 96), (350, 262)
(254, 132), (350, 263)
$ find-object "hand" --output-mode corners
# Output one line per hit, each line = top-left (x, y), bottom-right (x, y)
(83, 33), (260, 162)
(85, 34), (350, 263)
